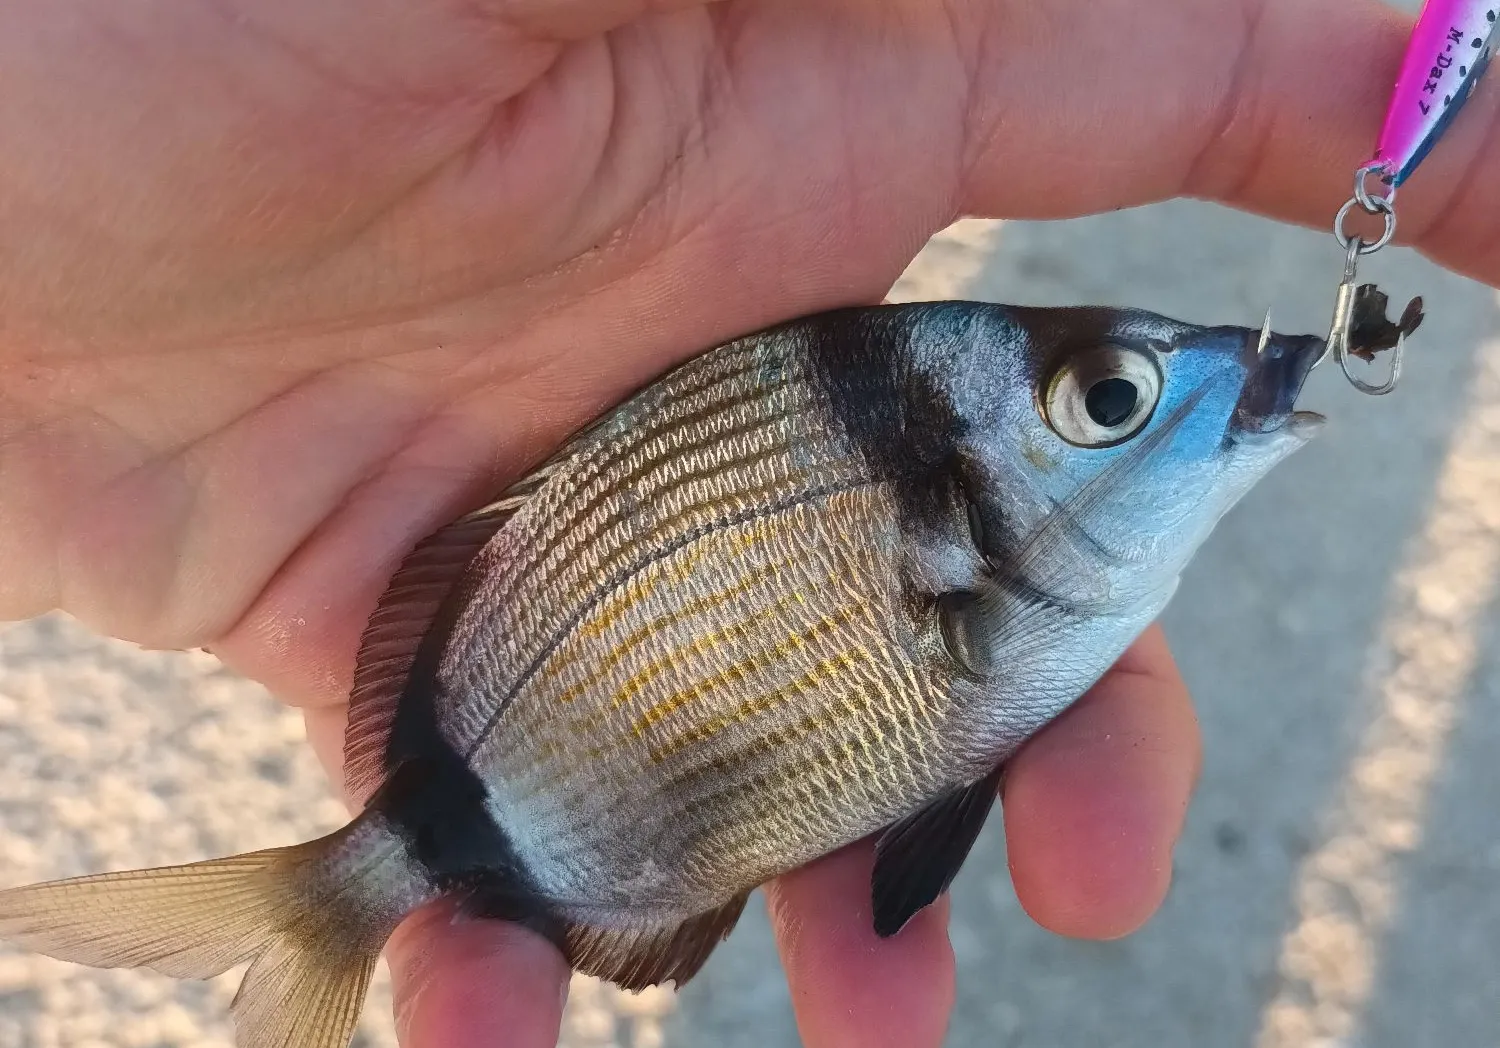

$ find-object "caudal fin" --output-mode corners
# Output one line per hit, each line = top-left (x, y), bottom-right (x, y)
(0, 811), (426, 1048)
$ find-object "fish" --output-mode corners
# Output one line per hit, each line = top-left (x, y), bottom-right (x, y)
(0, 300), (1328, 1048)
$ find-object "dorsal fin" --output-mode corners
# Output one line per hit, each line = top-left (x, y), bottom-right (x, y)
(339, 390), (651, 805)
(342, 482), (544, 804)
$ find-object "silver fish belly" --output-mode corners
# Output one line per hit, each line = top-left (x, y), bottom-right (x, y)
(444, 333), (991, 920)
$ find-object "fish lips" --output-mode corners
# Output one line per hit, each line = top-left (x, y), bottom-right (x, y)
(1232, 331), (1327, 438)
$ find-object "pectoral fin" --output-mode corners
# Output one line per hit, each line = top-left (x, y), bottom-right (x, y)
(871, 764), (1005, 937)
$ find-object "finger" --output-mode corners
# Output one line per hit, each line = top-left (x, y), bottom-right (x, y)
(303, 703), (355, 801)
(1001, 623), (1200, 940)
(765, 842), (955, 1048)
(960, 0), (1500, 284)
(1174, 0), (1500, 279)
(386, 901), (571, 1048)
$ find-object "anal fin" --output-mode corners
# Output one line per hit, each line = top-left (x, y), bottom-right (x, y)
(563, 892), (750, 991)
(871, 763), (1004, 937)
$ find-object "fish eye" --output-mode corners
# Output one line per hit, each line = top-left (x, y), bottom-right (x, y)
(1041, 344), (1162, 448)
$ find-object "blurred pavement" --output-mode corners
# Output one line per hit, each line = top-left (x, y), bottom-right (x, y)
(5, 64), (1500, 1048)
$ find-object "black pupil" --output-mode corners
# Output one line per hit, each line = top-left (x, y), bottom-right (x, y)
(1084, 377), (1138, 428)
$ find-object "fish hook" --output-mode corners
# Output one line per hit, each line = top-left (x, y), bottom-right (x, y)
(1338, 317), (1406, 396)
(1314, 173), (1423, 396)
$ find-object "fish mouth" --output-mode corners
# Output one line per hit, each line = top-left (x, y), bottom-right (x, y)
(1233, 329), (1327, 436)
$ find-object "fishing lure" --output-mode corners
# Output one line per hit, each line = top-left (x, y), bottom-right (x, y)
(1323, 0), (1498, 393)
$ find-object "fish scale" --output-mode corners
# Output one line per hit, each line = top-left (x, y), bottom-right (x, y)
(444, 341), (838, 760)
(421, 332), (975, 909)
(482, 484), (965, 908)
(427, 346), (771, 745)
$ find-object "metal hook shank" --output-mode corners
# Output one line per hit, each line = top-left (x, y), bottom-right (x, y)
(1320, 239), (1361, 372)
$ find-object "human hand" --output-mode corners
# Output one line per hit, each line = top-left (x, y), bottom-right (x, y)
(2, 0), (1497, 1045)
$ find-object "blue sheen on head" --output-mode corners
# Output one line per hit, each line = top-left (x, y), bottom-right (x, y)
(900, 301), (1324, 606)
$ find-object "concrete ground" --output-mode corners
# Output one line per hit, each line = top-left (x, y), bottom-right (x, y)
(5, 64), (1500, 1048)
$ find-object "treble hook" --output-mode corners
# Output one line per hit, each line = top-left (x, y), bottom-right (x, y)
(1317, 196), (1424, 396)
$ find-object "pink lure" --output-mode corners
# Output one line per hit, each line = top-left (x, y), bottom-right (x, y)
(1374, 0), (1498, 186)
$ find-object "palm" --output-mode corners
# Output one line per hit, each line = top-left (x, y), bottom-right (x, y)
(0, 0), (1491, 1045)
(0, 0), (1227, 683)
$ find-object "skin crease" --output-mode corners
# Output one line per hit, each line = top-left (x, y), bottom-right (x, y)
(2, 0), (1500, 1044)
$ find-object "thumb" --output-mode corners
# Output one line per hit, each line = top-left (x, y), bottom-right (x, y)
(958, 0), (1500, 288)
(1183, 0), (1500, 288)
